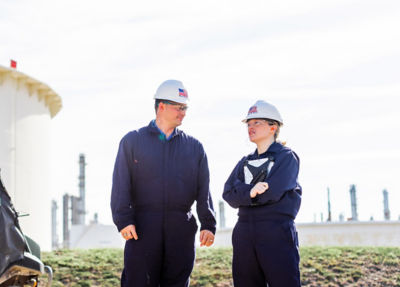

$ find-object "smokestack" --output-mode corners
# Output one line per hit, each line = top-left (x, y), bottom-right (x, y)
(327, 187), (332, 222)
(219, 201), (226, 229)
(63, 194), (70, 248)
(349, 184), (358, 221)
(71, 196), (81, 225)
(383, 189), (390, 220)
(51, 200), (58, 250)
(78, 153), (86, 225)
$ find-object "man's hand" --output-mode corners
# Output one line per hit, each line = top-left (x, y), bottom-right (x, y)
(250, 182), (269, 198)
(120, 224), (138, 241)
(200, 230), (214, 247)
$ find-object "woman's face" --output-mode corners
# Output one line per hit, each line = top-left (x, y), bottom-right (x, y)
(247, 119), (275, 144)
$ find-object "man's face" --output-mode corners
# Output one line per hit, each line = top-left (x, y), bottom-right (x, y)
(159, 101), (188, 127)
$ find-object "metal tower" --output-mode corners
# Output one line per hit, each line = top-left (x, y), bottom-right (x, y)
(327, 187), (332, 222)
(219, 201), (226, 229)
(62, 194), (70, 248)
(349, 184), (358, 221)
(383, 189), (390, 220)
(51, 200), (58, 250)
(78, 153), (86, 225)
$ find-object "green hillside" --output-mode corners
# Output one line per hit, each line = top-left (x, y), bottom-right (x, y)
(40, 247), (400, 286)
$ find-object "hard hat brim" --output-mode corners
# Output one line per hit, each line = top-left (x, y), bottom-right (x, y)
(242, 116), (283, 126)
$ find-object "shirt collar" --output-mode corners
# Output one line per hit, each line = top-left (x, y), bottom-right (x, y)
(150, 120), (177, 141)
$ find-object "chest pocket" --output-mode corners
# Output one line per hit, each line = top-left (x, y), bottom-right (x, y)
(174, 152), (197, 182)
(131, 136), (164, 181)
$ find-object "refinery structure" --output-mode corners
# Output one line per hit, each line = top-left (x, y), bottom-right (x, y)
(214, 185), (400, 247)
(55, 153), (123, 250)
(0, 63), (62, 250)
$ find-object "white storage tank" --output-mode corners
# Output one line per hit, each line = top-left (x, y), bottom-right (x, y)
(0, 64), (62, 250)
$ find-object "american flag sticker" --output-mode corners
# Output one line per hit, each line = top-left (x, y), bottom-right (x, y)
(248, 106), (257, 114)
(179, 88), (188, 98)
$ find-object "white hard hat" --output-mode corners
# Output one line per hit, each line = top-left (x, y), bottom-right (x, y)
(242, 100), (283, 125)
(154, 79), (189, 104)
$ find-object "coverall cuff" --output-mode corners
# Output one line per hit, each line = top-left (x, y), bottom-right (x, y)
(233, 180), (252, 193)
(233, 181), (255, 205)
(251, 195), (260, 206)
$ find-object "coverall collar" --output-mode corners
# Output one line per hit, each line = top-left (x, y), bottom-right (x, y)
(254, 141), (282, 157)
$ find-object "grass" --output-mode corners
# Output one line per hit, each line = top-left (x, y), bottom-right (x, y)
(41, 249), (122, 287)
(40, 247), (400, 287)
(300, 247), (400, 286)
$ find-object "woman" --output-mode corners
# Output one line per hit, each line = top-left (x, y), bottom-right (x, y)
(223, 100), (302, 287)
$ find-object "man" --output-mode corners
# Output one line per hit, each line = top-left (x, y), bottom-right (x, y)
(111, 79), (216, 287)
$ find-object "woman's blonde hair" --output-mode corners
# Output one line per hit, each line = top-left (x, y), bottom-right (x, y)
(266, 120), (280, 140)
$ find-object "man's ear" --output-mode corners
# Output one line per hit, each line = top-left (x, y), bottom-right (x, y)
(158, 102), (165, 112)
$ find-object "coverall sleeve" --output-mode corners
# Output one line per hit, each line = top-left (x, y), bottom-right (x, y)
(110, 135), (135, 232)
(223, 157), (254, 208)
(196, 145), (217, 234)
(253, 150), (300, 205)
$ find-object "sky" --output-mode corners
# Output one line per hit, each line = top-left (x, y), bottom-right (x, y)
(1, 0), (400, 230)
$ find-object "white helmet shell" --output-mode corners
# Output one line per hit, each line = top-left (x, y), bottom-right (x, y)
(154, 79), (189, 104)
(242, 100), (283, 125)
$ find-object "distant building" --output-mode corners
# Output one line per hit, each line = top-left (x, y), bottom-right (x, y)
(214, 221), (400, 247)
(69, 223), (124, 249)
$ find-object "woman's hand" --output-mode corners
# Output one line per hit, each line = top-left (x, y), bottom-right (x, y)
(250, 182), (269, 198)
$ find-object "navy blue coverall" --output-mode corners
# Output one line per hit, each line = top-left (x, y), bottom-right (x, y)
(111, 121), (216, 287)
(223, 142), (301, 287)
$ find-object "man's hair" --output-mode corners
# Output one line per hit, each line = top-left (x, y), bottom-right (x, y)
(155, 99), (162, 113)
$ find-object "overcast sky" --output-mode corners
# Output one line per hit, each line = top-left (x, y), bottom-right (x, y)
(1, 0), (400, 228)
